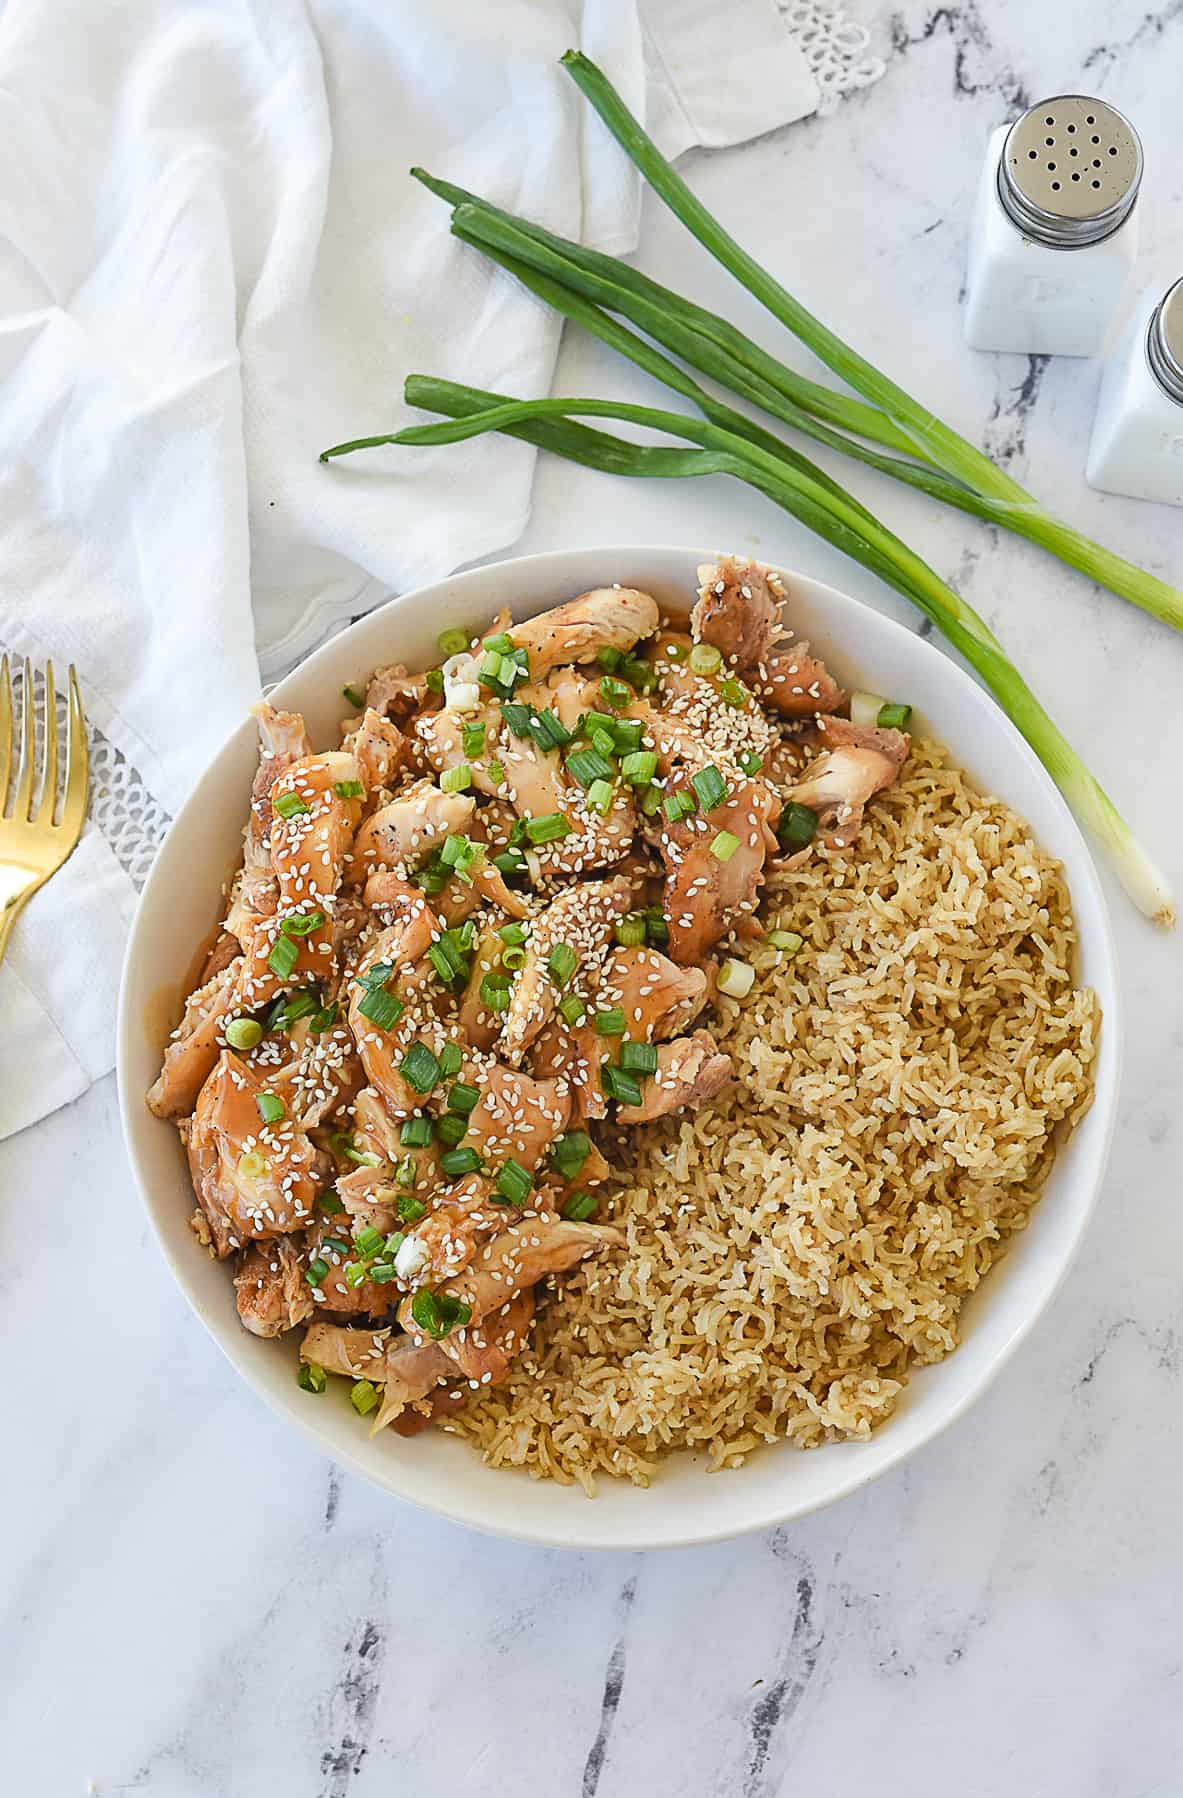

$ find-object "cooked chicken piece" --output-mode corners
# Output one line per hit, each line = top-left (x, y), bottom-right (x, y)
(267, 1021), (362, 1128)
(347, 910), (451, 1115)
(750, 645), (845, 720)
(456, 921), (509, 1054)
(301, 1321), (396, 1381)
(438, 1286), (535, 1385)
(147, 956), (242, 1119)
(692, 558), (844, 719)
(498, 876), (634, 1066)
(350, 1085), (409, 1163)
(506, 585), (659, 676)
(350, 778), (474, 876)
(567, 946), (710, 1119)
(234, 1237), (315, 1338)
(400, 1173), (508, 1283)
(225, 704), (314, 946)
(302, 1219), (401, 1318)
(414, 706), (503, 799)
(649, 628), (700, 705)
(615, 1028), (732, 1124)
(238, 749), (362, 1009)
(401, 1217), (622, 1335)
(463, 1061), (571, 1170)
(186, 1051), (324, 1252)
(428, 858), (531, 929)
(658, 773), (781, 964)
(335, 1164), (402, 1238)
(362, 867), (428, 915)
(784, 715), (909, 844)
(496, 732), (635, 877)
(517, 667), (603, 734)
(364, 663), (432, 724)
(343, 707), (406, 793)
(199, 930), (242, 985)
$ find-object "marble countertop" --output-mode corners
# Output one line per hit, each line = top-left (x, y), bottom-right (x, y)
(5, 4), (1183, 1793)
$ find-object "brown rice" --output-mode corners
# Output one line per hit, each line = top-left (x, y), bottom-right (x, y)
(447, 741), (1099, 1491)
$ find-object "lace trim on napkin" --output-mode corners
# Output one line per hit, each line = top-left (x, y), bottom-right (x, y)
(778, 0), (885, 111)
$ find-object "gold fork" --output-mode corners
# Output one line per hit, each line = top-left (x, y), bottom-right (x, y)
(0, 656), (89, 968)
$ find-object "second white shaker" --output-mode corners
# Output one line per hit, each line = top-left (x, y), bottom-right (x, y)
(964, 95), (1143, 357)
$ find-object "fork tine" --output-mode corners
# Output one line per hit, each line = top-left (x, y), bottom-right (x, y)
(59, 664), (89, 840)
(0, 654), (11, 806)
(34, 659), (57, 824)
(13, 657), (36, 821)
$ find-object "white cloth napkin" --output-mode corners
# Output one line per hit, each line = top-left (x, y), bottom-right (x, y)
(0, 0), (823, 1140)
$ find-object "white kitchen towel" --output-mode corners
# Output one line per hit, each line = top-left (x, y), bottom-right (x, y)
(0, 0), (881, 1139)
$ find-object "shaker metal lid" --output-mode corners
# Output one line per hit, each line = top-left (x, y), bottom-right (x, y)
(999, 95), (1143, 247)
(1147, 276), (1183, 406)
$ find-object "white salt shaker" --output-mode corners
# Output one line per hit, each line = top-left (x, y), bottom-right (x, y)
(1087, 277), (1183, 505)
(964, 95), (1143, 357)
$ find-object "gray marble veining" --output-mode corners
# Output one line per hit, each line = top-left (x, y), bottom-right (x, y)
(4, 4), (1183, 1793)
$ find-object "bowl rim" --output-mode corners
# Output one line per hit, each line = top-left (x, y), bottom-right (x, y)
(117, 543), (1122, 1549)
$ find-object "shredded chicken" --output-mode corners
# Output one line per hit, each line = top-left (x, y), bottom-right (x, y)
(151, 559), (910, 1439)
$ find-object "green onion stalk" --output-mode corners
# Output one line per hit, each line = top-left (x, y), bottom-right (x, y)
(406, 68), (1183, 635)
(321, 385), (1174, 926)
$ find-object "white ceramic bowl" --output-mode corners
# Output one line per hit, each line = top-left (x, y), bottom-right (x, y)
(117, 545), (1120, 1550)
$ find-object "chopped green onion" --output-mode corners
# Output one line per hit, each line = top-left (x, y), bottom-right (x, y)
(767, 928), (805, 955)
(531, 707), (571, 750)
(266, 988), (320, 1029)
(440, 1145), (482, 1179)
(449, 1082), (481, 1114)
(274, 790), (310, 821)
(438, 626), (470, 657)
(500, 701), (533, 738)
(562, 1190), (597, 1222)
(256, 1092), (285, 1125)
(662, 789), (695, 824)
(400, 1115), (434, 1148)
(496, 1158), (533, 1206)
(353, 1225), (385, 1258)
(306, 1257), (329, 1288)
(224, 1016), (262, 1052)
(620, 749), (657, 785)
(410, 1289), (472, 1341)
(334, 778), (364, 799)
(267, 934), (299, 980)
(436, 1112), (468, 1146)
(710, 829), (740, 862)
(586, 777), (615, 815)
(619, 1040), (658, 1074)
(621, 655), (656, 693)
(546, 941), (579, 986)
(462, 719), (487, 758)
(419, 864), (449, 897)
(596, 645), (624, 673)
(439, 832), (473, 869)
(614, 913), (647, 948)
(738, 751), (764, 776)
(384, 1231), (407, 1258)
(552, 1129), (591, 1177)
(281, 909), (326, 938)
(398, 1192), (426, 1223)
(778, 802), (818, 850)
(492, 848), (523, 878)
(358, 986), (405, 1030)
(610, 718), (645, 754)
(438, 1041), (463, 1077)
(594, 1007), (626, 1036)
(320, 1238), (350, 1259)
(501, 945), (527, 970)
(318, 1190), (346, 1215)
(589, 725), (617, 758)
(718, 957), (755, 999)
(424, 667), (445, 694)
(488, 758), (505, 784)
(526, 811), (573, 845)
(849, 690), (886, 729)
(298, 1361), (327, 1393)
(400, 1041), (441, 1095)
(369, 1262), (398, 1283)
(498, 921), (527, 947)
(692, 764), (727, 810)
(480, 974), (511, 1013)
(483, 631), (515, 654)
(309, 1001), (338, 1035)
(602, 1064), (643, 1106)
(644, 906), (670, 947)
(599, 674), (631, 709)
(479, 650), (509, 686)
(427, 940), (466, 987)
(559, 992), (588, 1027)
(342, 683), (366, 710)
(237, 1150), (266, 1181)
(440, 763), (472, 793)
(566, 747), (614, 788)
(689, 642), (723, 675)
(719, 677), (746, 708)
(878, 701), (913, 730)
(343, 1261), (368, 1289)
(639, 784), (663, 816)
(350, 1379), (380, 1416)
